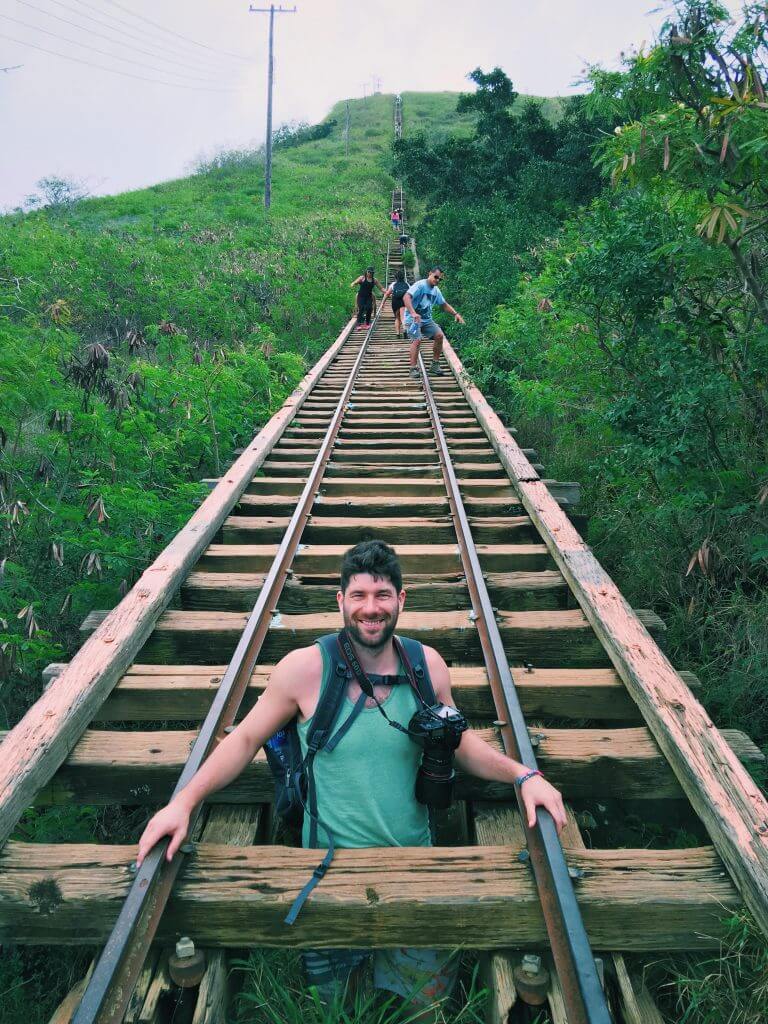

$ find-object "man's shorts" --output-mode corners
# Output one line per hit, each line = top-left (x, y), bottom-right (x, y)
(303, 946), (459, 1008)
(405, 318), (442, 341)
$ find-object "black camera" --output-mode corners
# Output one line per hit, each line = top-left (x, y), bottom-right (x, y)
(408, 703), (468, 809)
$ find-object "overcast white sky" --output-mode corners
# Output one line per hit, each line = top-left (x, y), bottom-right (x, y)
(0, 0), (743, 210)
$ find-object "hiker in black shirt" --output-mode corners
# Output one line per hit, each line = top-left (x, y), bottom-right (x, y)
(382, 269), (409, 339)
(350, 267), (385, 331)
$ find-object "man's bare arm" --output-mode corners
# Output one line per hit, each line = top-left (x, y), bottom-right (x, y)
(136, 647), (311, 864)
(403, 293), (419, 319)
(424, 646), (566, 832)
(440, 302), (465, 324)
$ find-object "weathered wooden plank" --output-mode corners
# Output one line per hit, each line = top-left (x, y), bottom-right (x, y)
(0, 842), (739, 950)
(29, 726), (762, 806)
(222, 476), (581, 505)
(124, 949), (161, 1023)
(275, 447), (442, 464)
(200, 804), (262, 845)
(191, 952), (229, 1024)
(187, 804), (261, 1024)
(196, 542), (552, 575)
(221, 514), (539, 546)
(262, 460), (512, 480)
(612, 954), (664, 1024)
(480, 952), (518, 1024)
(224, 513), (456, 544)
(86, 607), (665, 667)
(0, 319), (359, 846)
(135, 954), (171, 1023)
(46, 662), (683, 723)
(235, 492), (578, 521)
(442, 337), (768, 938)
(180, 569), (568, 613)
(47, 963), (94, 1024)
(82, 607), (614, 666)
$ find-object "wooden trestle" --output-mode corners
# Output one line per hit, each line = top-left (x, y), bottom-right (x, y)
(1, 194), (767, 1024)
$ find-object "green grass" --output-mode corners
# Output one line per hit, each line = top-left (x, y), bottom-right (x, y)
(232, 949), (489, 1024)
(400, 89), (566, 142)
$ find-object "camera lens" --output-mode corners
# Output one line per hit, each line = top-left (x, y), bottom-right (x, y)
(408, 704), (468, 809)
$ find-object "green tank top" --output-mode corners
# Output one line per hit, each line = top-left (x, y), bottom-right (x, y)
(297, 639), (431, 850)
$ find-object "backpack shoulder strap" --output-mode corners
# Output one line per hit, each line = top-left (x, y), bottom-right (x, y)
(306, 633), (348, 754)
(396, 635), (436, 705)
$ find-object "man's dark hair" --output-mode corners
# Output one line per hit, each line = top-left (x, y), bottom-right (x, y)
(395, 269), (405, 281)
(340, 540), (402, 593)
(428, 265), (444, 275)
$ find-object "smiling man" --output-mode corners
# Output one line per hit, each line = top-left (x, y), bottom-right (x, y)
(136, 539), (565, 1016)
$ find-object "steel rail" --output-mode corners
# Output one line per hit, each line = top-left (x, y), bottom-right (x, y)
(417, 352), (612, 1024)
(73, 310), (383, 1024)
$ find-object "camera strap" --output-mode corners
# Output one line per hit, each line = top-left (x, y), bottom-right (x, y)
(336, 630), (434, 736)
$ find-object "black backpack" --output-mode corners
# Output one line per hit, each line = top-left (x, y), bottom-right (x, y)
(264, 631), (435, 923)
(391, 279), (409, 299)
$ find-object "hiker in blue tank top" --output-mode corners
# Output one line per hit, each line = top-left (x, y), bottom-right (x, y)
(136, 539), (566, 1015)
(403, 266), (464, 379)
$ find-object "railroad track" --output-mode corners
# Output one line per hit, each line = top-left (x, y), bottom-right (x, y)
(1, 187), (767, 1024)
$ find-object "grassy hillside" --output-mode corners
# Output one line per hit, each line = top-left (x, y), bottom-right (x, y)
(401, 89), (565, 140)
(0, 94), (404, 735)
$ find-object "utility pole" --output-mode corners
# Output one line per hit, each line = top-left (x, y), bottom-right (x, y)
(249, 3), (297, 209)
(372, 75), (382, 94)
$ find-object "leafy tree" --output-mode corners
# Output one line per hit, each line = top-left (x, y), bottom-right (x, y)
(23, 176), (88, 212)
(593, 0), (768, 323)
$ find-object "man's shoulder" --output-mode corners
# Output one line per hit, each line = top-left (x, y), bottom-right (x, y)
(271, 644), (323, 693)
(420, 643), (450, 696)
(407, 278), (426, 293)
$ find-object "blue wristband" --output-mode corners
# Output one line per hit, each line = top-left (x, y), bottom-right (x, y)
(515, 769), (542, 789)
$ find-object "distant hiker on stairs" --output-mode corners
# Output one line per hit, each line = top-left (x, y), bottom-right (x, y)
(350, 267), (385, 331)
(382, 269), (409, 338)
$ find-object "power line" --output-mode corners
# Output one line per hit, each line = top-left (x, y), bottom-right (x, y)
(0, 30), (241, 90)
(102, 0), (255, 64)
(1, 12), (235, 85)
(21, 0), (236, 80)
(67, 0), (238, 71)
(11, 2), (231, 84)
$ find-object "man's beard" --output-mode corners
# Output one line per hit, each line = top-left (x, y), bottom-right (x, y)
(342, 606), (399, 652)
